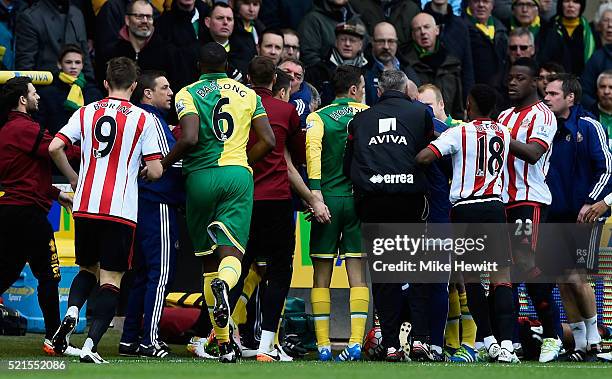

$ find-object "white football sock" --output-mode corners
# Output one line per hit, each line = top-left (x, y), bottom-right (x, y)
(258, 330), (276, 354)
(569, 321), (587, 352)
(584, 316), (601, 345)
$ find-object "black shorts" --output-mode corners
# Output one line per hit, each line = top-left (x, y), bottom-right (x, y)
(450, 199), (513, 268)
(0, 205), (60, 284)
(74, 217), (135, 272)
(505, 202), (547, 253)
(537, 220), (603, 275)
(244, 200), (295, 265)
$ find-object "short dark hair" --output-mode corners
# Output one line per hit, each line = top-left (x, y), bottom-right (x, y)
(209, 1), (232, 15)
(259, 28), (284, 46)
(512, 57), (539, 78)
(1, 76), (31, 113)
(248, 56), (276, 86)
(58, 44), (84, 63)
(126, 0), (152, 14)
(280, 28), (299, 39)
(200, 42), (228, 73)
(333, 65), (362, 96)
(547, 73), (582, 103)
(106, 57), (139, 90)
(540, 61), (565, 74)
(235, 0), (261, 6)
(132, 70), (166, 103)
(469, 84), (498, 117)
(272, 68), (291, 96)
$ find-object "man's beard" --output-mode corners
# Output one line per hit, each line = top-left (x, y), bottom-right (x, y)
(377, 52), (393, 64)
(131, 27), (153, 39)
(26, 101), (38, 114)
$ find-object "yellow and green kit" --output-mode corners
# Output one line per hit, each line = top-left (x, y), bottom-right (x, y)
(305, 97), (368, 259)
(175, 72), (267, 255)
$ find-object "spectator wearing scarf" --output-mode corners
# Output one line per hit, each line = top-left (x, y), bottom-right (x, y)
(305, 21), (368, 106)
(538, 0), (595, 76)
(464, 0), (508, 92)
(35, 44), (102, 137)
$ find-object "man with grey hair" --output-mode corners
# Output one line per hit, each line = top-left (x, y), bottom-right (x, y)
(507, 27), (535, 64)
(344, 68), (434, 362)
(593, 69), (612, 139)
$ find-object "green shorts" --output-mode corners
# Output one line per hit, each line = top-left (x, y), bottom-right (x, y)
(185, 166), (254, 256)
(310, 196), (363, 259)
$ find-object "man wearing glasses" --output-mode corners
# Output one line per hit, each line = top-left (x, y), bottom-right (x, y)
(281, 29), (300, 61)
(364, 22), (420, 106)
(102, 0), (171, 82)
(510, 0), (544, 42)
(507, 27), (536, 63)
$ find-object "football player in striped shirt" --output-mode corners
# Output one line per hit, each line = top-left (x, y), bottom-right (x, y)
(497, 57), (560, 363)
(417, 84), (517, 363)
(49, 57), (164, 364)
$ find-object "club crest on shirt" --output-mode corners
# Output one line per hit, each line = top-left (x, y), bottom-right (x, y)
(175, 100), (185, 114)
(306, 120), (314, 129)
(577, 131), (583, 142)
(519, 117), (532, 129)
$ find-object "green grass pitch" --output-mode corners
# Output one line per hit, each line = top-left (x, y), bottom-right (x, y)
(1, 330), (611, 379)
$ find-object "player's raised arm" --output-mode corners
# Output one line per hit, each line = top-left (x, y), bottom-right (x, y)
(48, 136), (77, 181)
(509, 139), (547, 165)
(417, 125), (461, 166)
(247, 115), (275, 165)
(161, 113), (199, 170)
(416, 146), (439, 166)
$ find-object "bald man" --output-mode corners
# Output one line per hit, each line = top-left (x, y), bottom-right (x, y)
(364, 21), (421, 105)
(404, 13), (465, 119)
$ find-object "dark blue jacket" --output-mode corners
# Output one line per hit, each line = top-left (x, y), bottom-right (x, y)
(289, 82), (312, 130)
(547, 104), (612, 220)
(137, 103), (185, 207)
(364, 56), (420, 106)
(427, 116), (452, 222)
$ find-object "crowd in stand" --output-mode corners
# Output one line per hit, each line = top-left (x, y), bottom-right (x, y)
(0, 0), (611, 139)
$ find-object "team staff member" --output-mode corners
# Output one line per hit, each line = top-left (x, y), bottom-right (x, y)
(306, 65), (370, 362)
(345, 69), (433, 362)
(542, 74), (612, 361)
(119, 71), (185, 358)
(0, 77), (79, 357)
(161, 43), (275, 363)
(233, 58), (329, 362)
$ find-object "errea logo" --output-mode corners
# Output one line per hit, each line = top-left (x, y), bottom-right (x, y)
(370, 173), (414, 184)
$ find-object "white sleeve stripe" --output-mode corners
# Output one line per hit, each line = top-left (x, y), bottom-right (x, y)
(152, 114), (170, 155)
(584, 116), (612, 199)
(295, 99), (305, 115)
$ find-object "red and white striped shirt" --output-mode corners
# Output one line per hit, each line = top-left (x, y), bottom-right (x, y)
(497, 101), (557, 205)
(56, 97), (162, 226)
(428, 119), (510, 204)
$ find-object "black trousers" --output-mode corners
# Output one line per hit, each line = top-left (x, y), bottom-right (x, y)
(0, 204), (61, 338)
(356, 193), (427, 349)
(229, 200), (295, 332)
